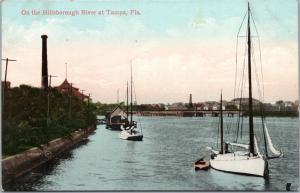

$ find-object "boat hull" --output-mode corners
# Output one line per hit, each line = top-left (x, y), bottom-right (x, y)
(210, 153), (268, 177)
(119, 130), (143, 141)
(106, 123), (125, 131)
(194, 162), (210, 170)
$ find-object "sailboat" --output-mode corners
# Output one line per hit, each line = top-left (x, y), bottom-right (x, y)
(209, 3), (282, 177)
(119, 62), (143, 141)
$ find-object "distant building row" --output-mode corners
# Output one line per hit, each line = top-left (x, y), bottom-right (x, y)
(145, 98), (299, 112)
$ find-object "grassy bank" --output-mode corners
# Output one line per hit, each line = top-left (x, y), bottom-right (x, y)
(2, 85), (97, 156)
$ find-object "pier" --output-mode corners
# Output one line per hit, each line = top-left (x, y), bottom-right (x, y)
(137, 110), (242, 117)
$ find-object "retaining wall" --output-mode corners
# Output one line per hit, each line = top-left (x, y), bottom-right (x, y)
(2, 126), (96, 185)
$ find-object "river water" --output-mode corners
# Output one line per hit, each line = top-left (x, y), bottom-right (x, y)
(4, 116), (299, 191)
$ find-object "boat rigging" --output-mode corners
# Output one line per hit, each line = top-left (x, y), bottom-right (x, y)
(208, 2), (282, 177)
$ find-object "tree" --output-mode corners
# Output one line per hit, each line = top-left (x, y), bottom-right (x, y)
(2, 85), (97, 156)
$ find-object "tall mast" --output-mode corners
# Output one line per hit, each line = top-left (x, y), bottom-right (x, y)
(117, 88), (119, 104)
(220, 90), (224, 154)
(126, 81), (129, 119)
(247, 2), (255, 155)
(130, 61), (133, 125)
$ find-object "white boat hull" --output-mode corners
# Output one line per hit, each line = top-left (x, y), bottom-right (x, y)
(119, 130), (143, 141)
(210, 152), (268, 177)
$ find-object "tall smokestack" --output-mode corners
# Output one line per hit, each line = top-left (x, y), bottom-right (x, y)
(41, 34), (48, 90)
(189, 93), (193, 107)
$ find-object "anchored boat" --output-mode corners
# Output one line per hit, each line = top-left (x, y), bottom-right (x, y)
(208, 3), (282, 177)
(119, 61), (143, 141)
(119, 125), (143, 141)
(105, 105), (129, 130)
(194, 157), (210, 171)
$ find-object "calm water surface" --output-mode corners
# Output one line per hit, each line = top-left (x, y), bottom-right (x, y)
(5, 116), (299, 191)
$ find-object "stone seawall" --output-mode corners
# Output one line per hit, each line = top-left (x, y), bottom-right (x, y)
(2, 126), (96, 185)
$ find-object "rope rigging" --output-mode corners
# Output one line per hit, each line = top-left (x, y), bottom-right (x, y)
(234, 28), (248, 143)
(228, 10), (248, 143)
(132, 76), (143, 133)
(230, 6), (266, 149)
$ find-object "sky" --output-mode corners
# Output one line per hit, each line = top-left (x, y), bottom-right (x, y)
(1, 0), (298, 104)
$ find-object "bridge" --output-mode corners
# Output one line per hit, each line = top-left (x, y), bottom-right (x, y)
(136, 110), (243, 117)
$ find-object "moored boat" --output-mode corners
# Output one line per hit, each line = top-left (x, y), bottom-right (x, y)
(210, 151), (267, 176)
(194, 158), (210, 170)
(119, 125), (143, 141)
(105, 106), (129, 130)
(208, 3), (282, 177)
(119, 61), (143, 141)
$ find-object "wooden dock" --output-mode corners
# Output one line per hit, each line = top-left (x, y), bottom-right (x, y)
(137, 110), (242, 117)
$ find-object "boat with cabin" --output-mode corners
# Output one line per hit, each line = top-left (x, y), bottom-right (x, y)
(105, 105), (129, 130)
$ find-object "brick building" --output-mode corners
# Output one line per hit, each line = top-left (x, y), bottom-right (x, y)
(54, 79), (88, 101)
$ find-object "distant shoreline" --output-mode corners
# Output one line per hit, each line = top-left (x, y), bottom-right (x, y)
(135, 110), (299, 118)
(244, 111), (298, 117)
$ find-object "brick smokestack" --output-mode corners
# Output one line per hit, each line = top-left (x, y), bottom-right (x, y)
(41, 34), (48, 90)
(189, 93), (193, 107)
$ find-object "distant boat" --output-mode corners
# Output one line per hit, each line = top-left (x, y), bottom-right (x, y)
(96, 118), (106, 125)
(119, 62), (143, 141)
(208, 3), (282, 177)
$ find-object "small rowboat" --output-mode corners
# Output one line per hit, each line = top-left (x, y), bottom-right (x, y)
(194, 158), (210, 170)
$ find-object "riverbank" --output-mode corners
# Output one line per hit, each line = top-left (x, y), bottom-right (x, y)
(136, 110), (298, 117)
(3, 85), (97, 156)
(2, 126), (96, 185)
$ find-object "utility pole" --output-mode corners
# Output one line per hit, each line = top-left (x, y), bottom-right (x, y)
(48, 74), (57, 88)
(68, 83), (73, 119)
(2, 58), (16, 90)
(47, 75), (57, 127)
(2, 58), (17, 110)
(81, 89), (85, 102)
(1, 58), (16, 120)
(87, 93), (91, 124)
